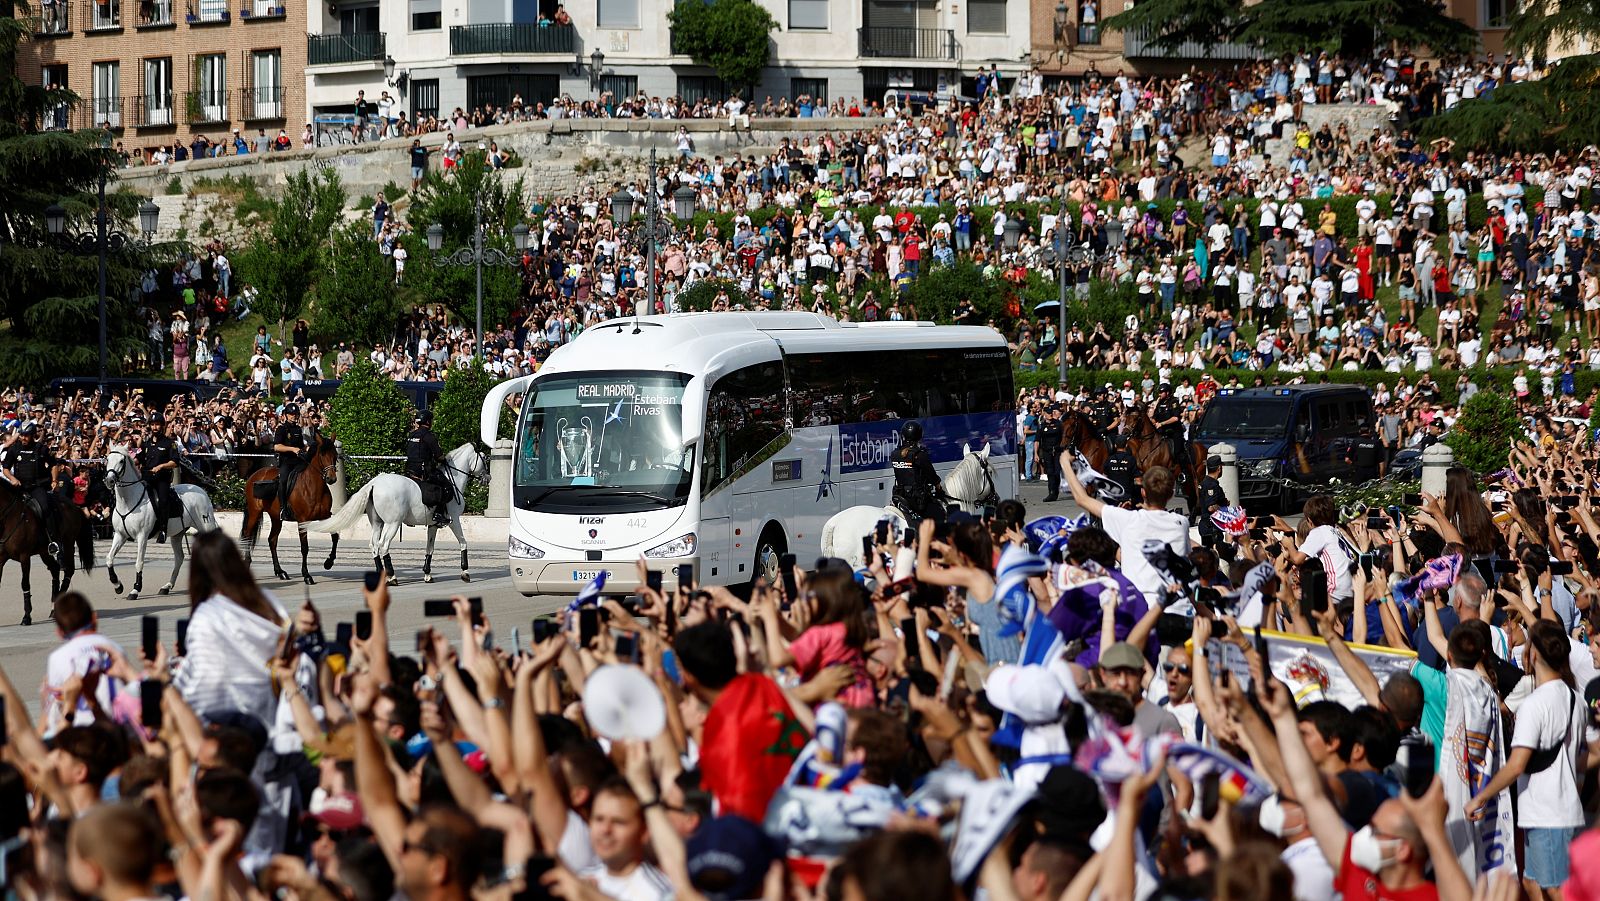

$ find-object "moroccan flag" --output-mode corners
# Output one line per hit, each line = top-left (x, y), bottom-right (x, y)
(700, 673), (807, 822)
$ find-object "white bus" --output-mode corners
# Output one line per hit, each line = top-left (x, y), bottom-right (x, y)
(480, 312), (1018, 595)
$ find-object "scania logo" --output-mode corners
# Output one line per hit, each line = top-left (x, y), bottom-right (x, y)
(588, 529), (598, 539)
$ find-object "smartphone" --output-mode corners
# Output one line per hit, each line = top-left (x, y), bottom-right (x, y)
(524, 855), (557, 885)
(364, 570), (382, 592)
(1249, 527), (1268, 540)
(861, 535), (875, 562)
(1403, 493), (1423, 506)
(780, 553), (799, 600)
(676, 563), (694, 588)
(141, 679), (163, 732)
(1563, 495), (1581, 507)
(335, 621), (352, 649)
(355, 611), (373, 641)
(1493, 559), (1519, 574)
(1551, 560), (1576, 576)
(900, 616), (920, 666)
(141, 615), (159, 662)
(511, 626), (522, 654)
(646, 569), (663, 593)
(423, 599), (455, 617)
(176, 618), (189, 657)
(614, 633), (639, 662)
(1366, 515), (1387, 531)
(1254, 625), (1269, 665)
(1400, 734), (1435, 799)
(884, 577), (917, 598)
(1199, 773), (1220, 821)
(579, 607), (600, 648)
(533, 618), (554, 644)
(414, 629), (430, 653)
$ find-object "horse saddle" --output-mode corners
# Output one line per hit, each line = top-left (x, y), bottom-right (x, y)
(252, 467), (303, 500)
(416, 476), (450, 508)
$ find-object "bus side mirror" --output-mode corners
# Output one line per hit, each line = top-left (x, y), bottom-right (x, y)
(679, 375), (705, 447)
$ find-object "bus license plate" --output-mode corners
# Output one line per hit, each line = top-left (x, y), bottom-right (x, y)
(572, 570), (609, 582)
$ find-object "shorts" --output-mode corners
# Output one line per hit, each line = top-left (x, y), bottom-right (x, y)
(1526, 826), (1579, 888)
(443, 157), (457, 170)
(411, 166), (425, 181)
(1376, 244), (1393, 257)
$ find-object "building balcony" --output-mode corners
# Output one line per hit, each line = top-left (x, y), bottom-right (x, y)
(134, 93), (176, 128)
(307, 31), (386, 66)
(241, 85), (285, 120)
(185, 90), (230, 124)
(240, 0), (285, 17)
(186, 4), (229, 23)
(82, 96), (126, 130)
(857, 26), (958, 60)
(449, 22), (574, 55)
(134, 0), (173, 26)
(83, 0), (121, 31)
(36, 2), (72, 35)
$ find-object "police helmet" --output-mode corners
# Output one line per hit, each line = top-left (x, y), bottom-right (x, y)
(417, 410), (434, 426)
(281, 404), (298, 418)
(1158, 383), (1172, 393)
(148, 413), (165, 427)
(19, 422), (37, 438)
(900, 420), (923, 443)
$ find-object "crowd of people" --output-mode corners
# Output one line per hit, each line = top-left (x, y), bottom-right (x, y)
(9, 419), (1600, 901)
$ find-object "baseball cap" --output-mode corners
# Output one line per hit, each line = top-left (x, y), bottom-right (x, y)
(984, 664), (1065, 724)
(686, 816), (782, 901)
(1097, 641), (1145, 672)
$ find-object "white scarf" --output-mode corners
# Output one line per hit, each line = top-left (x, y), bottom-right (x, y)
(1442, 667), (1518, 881)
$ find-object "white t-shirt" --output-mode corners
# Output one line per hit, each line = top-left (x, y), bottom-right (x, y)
(44, 632), (123, 735)
(577, 862), (674, 901)
(1100, 505), (1191, 600)
(1282, 838), (1337, 901)
(1511, 679), (1588, 828)
(1299, 524), (1353, 603)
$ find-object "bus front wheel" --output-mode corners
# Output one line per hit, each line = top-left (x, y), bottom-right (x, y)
(753, 525), (787, 591)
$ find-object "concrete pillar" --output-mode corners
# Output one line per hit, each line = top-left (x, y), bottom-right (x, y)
(1210, 443), (1238, 507)
(1421, 443), (1453, 498)
(485, 438), (513, 518)
(331, 440), (347, 512)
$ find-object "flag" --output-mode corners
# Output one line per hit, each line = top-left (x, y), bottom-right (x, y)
(1211, 506), (1248, 537)
(564, 571), (607, 613)
(1024, 515), (1068, 552)
(1072, 451), (1125, 501)
(1165, 743), (1272, 807)
(701, 673), (808, 822)
(1198, 628), (1417, 709)
(1045, 570), (1149, 668)
(1399, 553), (1462, 596)
(994, 545), (1049, 638)
(1441, 668), (1517, 882)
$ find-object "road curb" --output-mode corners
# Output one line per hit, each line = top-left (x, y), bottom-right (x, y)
(214, 511), (510, 544)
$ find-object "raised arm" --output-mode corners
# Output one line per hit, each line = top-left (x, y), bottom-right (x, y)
(1265, 675), (1350, 869)
(1061, 450), (1106, 519)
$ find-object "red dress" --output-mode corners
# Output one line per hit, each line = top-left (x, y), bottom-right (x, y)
(1355, 244), (1375, 301)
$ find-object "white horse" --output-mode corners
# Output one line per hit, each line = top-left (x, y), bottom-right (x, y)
(303, 443), (488, 584)
(103, 445), (219, 598)
(820, 444), (1001, 566)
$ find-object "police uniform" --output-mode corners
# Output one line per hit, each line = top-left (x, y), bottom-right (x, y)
(1152, 391), (1189, 465)
(140, 419), (179, 539)
(1037, 409), (1064, 501)
(1088, 393), (1117, 434)
(1103, 446), (1140, 507)
(406, 413), (449, 525)
(273, 411), (306, 521)
(891, 421), (944, 525)
(1196, 463), (1228, 540)
(1, 428), (64, 543)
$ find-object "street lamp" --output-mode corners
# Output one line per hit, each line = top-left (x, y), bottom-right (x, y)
(46, 178), (159, 385)
(426, 188), (525, 359)
(672, 184), (697, 221)
(383, 54), (396, 82)
(610, 188), (635, 223)
(1002, 217), (1023, 251)
(611, 147), (672, 317)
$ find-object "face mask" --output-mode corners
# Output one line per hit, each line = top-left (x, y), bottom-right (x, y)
(1257, 795), (1304, 839)
(1349, 825), (1402, 873)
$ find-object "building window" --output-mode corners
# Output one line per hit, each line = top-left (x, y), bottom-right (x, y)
(967, 0), (1005, 33)
(789, 0), (826, 29)
(250, 50), (282, 118)
(600, 74), (637, 100)
(339, 3), (379, 32)
(42, 65), (70, 130)
(92, 61), (121, 128)
(1481, 0), (1515, 27)
(411, 0), (441, 30)
(412, 78), (440, 122)
(191, 52), (227, 122)
(1077, 0), (1099, 44)
(677, 75), (725, 105)
(791, 77), (826, 105)
(143, 57), (173, 125)
(597, 0), (638, 28)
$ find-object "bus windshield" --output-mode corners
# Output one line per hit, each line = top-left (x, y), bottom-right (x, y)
(514, 372), (695, 513)
(1196, 398), (1291, 439)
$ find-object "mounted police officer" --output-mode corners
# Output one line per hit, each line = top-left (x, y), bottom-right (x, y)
(1, 423), (66, 552)
(1102, 438), (1140, 509)
(272, 404), (307, 521)
(890, 420), (944, 526)
(1087, 386), (1117, 435)
(1151, 383), (1190, 467)
(140, 414), (180, 543)
(406, 410), (449, 527)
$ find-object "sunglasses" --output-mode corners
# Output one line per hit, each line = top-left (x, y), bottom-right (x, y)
(1162, 662), (1191, 677)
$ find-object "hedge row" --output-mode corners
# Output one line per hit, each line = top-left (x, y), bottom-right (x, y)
(1011, 365), (1596, 406)
(665, 188), (1550, 248)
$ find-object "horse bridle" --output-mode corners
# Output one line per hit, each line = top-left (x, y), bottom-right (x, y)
(970, 452), (1000, 509)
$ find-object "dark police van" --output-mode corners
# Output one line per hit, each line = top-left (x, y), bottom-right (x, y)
(1194, 384), (1381, 510)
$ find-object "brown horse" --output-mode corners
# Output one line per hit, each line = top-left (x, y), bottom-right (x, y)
(0, 481), (95, 625)
(1124, 405), (1207, 515)
(241, 432), (341, 584)
(1058, 409), (1111, 473)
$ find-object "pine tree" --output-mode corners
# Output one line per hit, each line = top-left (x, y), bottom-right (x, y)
(310, 221), (405, 347)
(235, 168), (346, 333)
(1100, 0), (1244, 55)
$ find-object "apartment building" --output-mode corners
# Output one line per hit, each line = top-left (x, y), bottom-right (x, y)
(18, 0), (305, 153)
(303, 0), (1033, 126)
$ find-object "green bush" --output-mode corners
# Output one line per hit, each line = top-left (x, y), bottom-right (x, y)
(675, 278), (753, 312)
(906, 261), (1010, 323)
(327, 356), (416, 491)
(431, 359), (496, 454)
(1450, 391), (1521, 475)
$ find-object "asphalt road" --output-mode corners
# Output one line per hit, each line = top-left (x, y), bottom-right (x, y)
(0, 479), (1092, 717)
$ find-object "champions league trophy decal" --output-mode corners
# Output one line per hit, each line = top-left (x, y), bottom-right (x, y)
(557, 417), (596, 480)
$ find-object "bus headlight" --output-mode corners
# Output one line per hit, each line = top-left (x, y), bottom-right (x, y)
(509, 536), (545, 559)
(644, 533), (697, 558)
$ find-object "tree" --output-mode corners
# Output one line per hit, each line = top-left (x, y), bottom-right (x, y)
(429, 359), (497, 454)
(310, 222), (406, 348)
(1418, 55), (1600, 154)
(1449, 390), (1521, 476)
(906, 261), (1016, 325)
(674, 277), (752, 311)
(326, 356), (415, 490)
(401, 153), (526, 335)
(235, 167), (345, 333)
(1506, 0), (1600, 60)
(1236, 0), (1477, 57)
(667, 0), (778, 90)
(1101, 0), (1244, 56)
(0, 1), (160, 384)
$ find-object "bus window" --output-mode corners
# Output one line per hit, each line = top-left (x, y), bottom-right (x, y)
(788, 354), (848, 427)
(703, 362), (785, 495)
